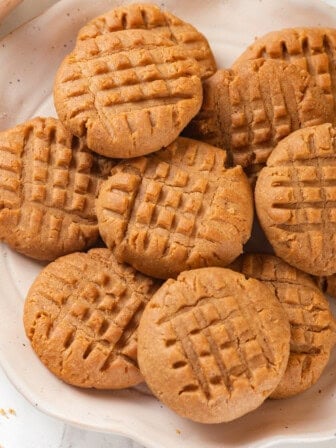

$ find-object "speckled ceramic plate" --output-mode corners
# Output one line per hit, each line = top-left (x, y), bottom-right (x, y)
(0, 0), (336, 447)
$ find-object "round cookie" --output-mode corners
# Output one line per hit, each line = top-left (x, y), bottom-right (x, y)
(0, 117), (114, 261)
(54, 3), (216, 158)
(137, 267), (290, 423)
(232, 28), (336, 119)
(184, 59), (332, 180)
(256, 123), (336, 276)
(23, 248), (160, 389)
(231, 254), (336, 399)
(96, 137), (253, 279)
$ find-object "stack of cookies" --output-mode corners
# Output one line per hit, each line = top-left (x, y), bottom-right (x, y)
(1, 3), (336, 424)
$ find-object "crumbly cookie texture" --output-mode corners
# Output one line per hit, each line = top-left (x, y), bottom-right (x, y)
(184, 59), (332, 181)
(231, 254), (336, 399)
(232, 27), (336, 120)
(54, 3), (217, 158)
(138, 267), (290, 423)
(0, 117), (114, 261)
(96, 137), (253, 279)
(23, 248), (160, 389)
(256, 123), (336, 276)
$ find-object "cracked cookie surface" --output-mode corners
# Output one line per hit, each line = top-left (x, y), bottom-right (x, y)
(23, 248), (160, 389)
(231, 254), (336, 398)
(96, 137), (253, 279)
(137, 267), (290, 423)
(54, 3), (216, 158)
(0, 117), (114, 261)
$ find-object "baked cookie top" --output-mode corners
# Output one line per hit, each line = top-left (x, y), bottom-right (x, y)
(233, 27), (336, 119)
(256, 123), (336, 276)
(76, 3), (216, 80)
(96, 137), (253, 279)
(185, 59), (332, 181)
(24, 248), (160, 389)
(54, 3), (216, 158)
(138, 267), (290, 423)
(231, 253), (336, 398)
(0, 117), (114, 260)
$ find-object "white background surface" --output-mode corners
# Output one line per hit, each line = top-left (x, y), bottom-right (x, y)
(1, 1), (336, 447)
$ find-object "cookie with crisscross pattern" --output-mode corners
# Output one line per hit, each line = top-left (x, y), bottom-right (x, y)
(233, 27), (336, 120)
(231, 254), (336, 398)
(138, 267), (290, 423)
(0, 117), (114, 260)
(96, 137), (253, 279)
(256, 123), (336, 276)
(54, 3), (216, 158)
(185, 59), (332, 181)
(23, 248), (160, 389)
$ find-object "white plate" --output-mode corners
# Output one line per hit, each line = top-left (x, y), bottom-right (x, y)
(1, 0), (336, 447)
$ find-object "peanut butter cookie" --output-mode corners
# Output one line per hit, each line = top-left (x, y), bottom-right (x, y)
(231, 254), (336, 398)
(96, 137), (253, 279)
(0, 117), (114, 260)
(23, 248), (160, 389)
(54, 3), (216, 158)
(138, 267), (290, 423)
(185, 59), (332, 181)
(233, 27), (336, 119)
(256, 123), (336, 276)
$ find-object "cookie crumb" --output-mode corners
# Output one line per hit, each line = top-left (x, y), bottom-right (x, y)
(0, 408), (15, 418)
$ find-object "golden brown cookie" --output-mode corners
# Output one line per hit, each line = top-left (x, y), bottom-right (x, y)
(256, 123), (336, 276)
(231, 254), (336, 399)
(0, 117), (114, 261)
(184, 59), (332, 180)
(23, 248), (160, 389)
(137, 267), (290, 423)
(54, 3), (216, 158)
(233, 28), (336, 118)
(96, 137), (253, 279)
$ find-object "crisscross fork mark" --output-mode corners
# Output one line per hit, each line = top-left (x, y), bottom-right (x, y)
(280, 138), (313, 252)
(72, 44), (198, 134)
(235, 283), (275, 367)
(211, 302), (254, 381)
(170, 317), (211, 399)
(269, 33), (330, 94)
(323, 34), (336, 117)
(0, 148), (21, 209)
(125, 166), (213, 255)
(269, 279), (312, 354)
(309, 131), (331, 262)
(275, 134), (333, 241)
(193, 307), (233, 393)
(158, 296), (233, 325)
(80, 8), (212, 67)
